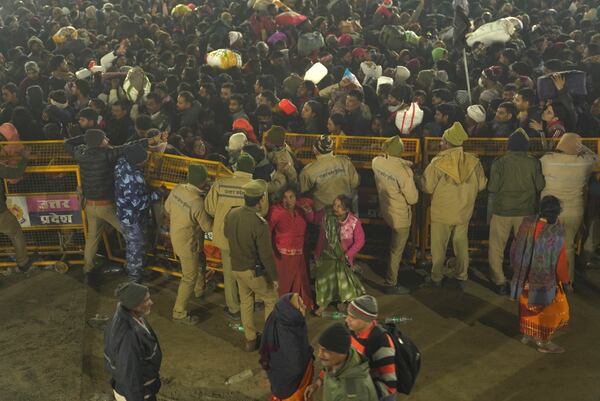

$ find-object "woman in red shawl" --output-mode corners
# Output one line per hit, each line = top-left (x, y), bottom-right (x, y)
(268, 184), (315, 311)
(511, 195), (570, 353)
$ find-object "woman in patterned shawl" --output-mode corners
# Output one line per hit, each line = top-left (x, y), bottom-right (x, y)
(511, 195), (570, 353)
(313, 194), (366, 316)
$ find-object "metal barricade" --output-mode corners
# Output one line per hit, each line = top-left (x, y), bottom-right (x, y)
(0, 141), (85, 272)
(103, 152), (233, 282)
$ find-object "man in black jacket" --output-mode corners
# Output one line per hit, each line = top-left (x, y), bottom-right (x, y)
(64, 129), (164, 283)
(104, 282), (162, 401)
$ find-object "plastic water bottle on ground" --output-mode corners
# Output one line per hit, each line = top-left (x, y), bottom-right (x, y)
(383, 316), (413, 324)
(225, 368), (255, 385)
(321, 311), (346, 320)
(228, 322), (245, 332)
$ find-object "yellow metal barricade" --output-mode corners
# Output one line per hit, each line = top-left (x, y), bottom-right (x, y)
(103, 152), (233, 281)
(0, 141), (85, 272)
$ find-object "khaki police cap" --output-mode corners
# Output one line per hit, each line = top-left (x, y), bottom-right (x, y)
(241, 179), (267, 197)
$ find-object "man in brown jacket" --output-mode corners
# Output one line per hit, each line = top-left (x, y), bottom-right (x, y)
(165, 164), (213, 325)
(300, 135), (360, 211)
(419, 123), (487, 290)
(372, 136), (418, 295)
(205, 153), (258, 320)
(224, 179), (278, 352)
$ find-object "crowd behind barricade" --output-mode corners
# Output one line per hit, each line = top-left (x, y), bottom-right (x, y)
(2, 0), (600, 399)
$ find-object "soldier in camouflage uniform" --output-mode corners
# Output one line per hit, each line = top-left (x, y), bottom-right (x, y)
(114, 144), (160, 282)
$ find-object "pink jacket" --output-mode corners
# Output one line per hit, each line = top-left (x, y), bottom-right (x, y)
(314, 210), (365, 265)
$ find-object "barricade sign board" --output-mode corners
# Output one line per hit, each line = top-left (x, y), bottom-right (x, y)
(7, 194), (82, 227)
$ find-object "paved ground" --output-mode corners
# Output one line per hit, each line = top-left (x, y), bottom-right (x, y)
(1, 262), (599, 401)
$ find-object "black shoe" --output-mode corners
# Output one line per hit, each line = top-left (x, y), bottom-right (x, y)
(456, 280), (466, 292)
(496, 283), (508, 295)
(223, 307), (241, 321)
(383, 284), (411, 295)
(17, 252), (40, 273)
(83, 272), (93, 286)
(173, 314), (200, 326)
(420, 276), (442, 289)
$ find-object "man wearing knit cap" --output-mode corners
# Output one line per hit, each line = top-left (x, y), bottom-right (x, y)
(114, 143), (159, 283)
(465, 105), (488, 137)
(65, 129), (166, 284)
(165, 164), (213, 325)
(206, 152), (266, 320)
(304, 323), (378, 401)
(372, 136), (418, 295)
(300, 135), (360, 211)
(418, 123), (487, 289)
(346, 295), (398, 400)
(540, 133), (599, 286)
(104, 282), (162, 401)
(265, 125), (299, 185)
(224, 179), (278, 351)
(487, 129), (545, 294)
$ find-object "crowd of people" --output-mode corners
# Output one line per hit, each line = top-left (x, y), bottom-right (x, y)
(2, 0), (600, 399)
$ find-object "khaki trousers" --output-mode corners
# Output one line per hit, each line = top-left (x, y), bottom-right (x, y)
(430, 222), (469, 283)
(172, 251), (205, 319)
(83, 203), (122, 272)
(385, 227), (410, 286)
(0, 209), (28, 266)
(220, 249), (240, 314)
(561, 215), (583, 283)
(488, 215), (527, 285)
(232, 269), (277, 341)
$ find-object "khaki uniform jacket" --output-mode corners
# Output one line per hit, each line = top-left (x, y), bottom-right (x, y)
(267, 145), (298, 185)
(224, 205), (278, 282)
(540, 150), (598, 218)
(299, 152), (360, 210)
(372, 155), (419, 229)
(164, 183), (212, 257)
(420, 147), (487, 225)
(205, 171), (268, 250)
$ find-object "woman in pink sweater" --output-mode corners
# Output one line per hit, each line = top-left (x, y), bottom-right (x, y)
(313, 194), (366, 316)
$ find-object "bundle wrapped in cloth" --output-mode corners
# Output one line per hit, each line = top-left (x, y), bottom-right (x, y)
(206, 49), (242, 70)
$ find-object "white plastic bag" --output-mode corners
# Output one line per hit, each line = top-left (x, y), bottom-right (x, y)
(206, 49), (242, 70)
(395, 102), (423, 135)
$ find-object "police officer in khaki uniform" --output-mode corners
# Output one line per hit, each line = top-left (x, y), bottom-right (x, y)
(264, 125), (299, 185)
(224, 179), (278, 352)
(205, 153), (265, 320)
(372, 136), (418, 295)
(419, 123), (487, 290)
(300, 135), (360, 211)
(165, 164), (213, 325)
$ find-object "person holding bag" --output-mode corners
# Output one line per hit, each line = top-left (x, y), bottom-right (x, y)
(510, 195), (570, 354)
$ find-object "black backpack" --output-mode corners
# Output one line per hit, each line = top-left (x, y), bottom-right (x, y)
(368, 323), (421, 394)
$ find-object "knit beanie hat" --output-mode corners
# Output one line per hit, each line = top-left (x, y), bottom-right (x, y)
(382, 135), (404, 157)
(115, 281), (148, 310)
(466, 105), (486, 123)
(348, 295), (378, 321)
(314, 135), (333, 154)
(228, 132), (248, 152)
(442, 122), (468, 146)
(265, 125), (286, 147)
(84, 129), (107, 147)
(431, 47), (447, 63)
(556, 133), (582, 155)
(394, 66), (411, 83)
(318, 323), (351, 354)
(507, 128), (530, 151)
(188, 164), (209, 187)
(236, 152), (256, 173)
(25, 61), (40, 73)
(125, 143), (147, 165)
